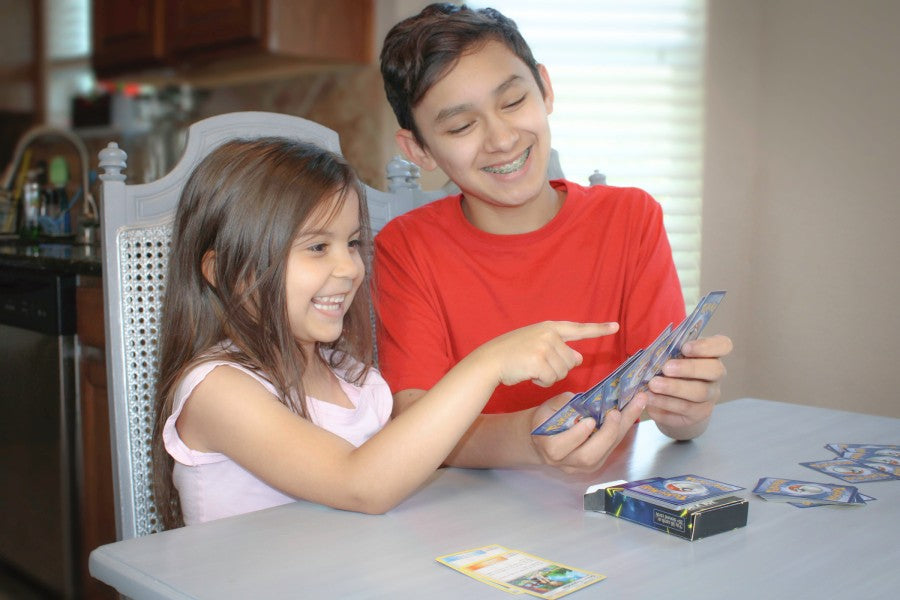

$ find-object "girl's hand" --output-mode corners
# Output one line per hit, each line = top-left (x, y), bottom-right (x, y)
(473, 321), (619, 388)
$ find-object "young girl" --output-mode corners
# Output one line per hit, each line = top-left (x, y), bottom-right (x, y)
(152, 137), (616, 528)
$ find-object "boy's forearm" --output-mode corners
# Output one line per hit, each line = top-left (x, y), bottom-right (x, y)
(443, 409), (542, 468)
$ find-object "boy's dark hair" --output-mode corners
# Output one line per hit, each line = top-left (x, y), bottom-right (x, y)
(380, 2), (545, 145)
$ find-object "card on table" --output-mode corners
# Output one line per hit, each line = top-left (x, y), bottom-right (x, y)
(752, 477), (867, 506)
(532, 290), (726, 435)
(800, 459), (898, 483)
(437, 544), (605, 599)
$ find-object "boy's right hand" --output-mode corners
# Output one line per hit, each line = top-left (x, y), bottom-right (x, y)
(476, 321), (619, 388)
(529, 391), (646, 474)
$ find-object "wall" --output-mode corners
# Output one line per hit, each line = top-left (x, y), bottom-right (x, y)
(703, 0), (900, 417)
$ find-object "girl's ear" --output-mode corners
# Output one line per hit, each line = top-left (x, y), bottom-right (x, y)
(201, 249), (216, 287)
(395, 129), (438, 172)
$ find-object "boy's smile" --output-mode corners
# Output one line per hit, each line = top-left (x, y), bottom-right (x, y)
(396, 40), (561, 234)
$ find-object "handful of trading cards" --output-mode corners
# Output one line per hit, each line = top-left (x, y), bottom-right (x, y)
(584, 474), (748, 541)
(533, 290), (726, 435)
(752, 477), (875, 508)
(800, 443), (900, 483)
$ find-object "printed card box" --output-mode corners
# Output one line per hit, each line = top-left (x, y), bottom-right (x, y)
(584, 480), (749, 541)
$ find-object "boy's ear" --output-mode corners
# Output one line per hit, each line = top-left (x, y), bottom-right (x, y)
(201, 249), (216, 287)
(538, 63), (555, 116)
(395, 129), (438, 172)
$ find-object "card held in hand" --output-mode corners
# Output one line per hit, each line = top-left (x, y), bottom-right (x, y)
(532, 290), (726, 435)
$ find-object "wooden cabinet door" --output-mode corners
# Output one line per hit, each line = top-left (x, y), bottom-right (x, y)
(165, 0), (264, 58)
(76, 282), (117, 600)
(92, 0), (166, 74)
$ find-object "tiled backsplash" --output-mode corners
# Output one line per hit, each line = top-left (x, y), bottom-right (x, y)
(196, 65), (388, 188)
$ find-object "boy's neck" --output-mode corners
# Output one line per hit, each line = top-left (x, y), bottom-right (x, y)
(461, 182), (565, 235)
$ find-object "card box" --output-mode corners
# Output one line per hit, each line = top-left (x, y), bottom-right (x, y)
(584, 480), (748, 541)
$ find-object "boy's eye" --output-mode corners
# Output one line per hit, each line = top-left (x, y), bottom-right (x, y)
(504, 94), (526, 109)
(447, 121), (473, 135)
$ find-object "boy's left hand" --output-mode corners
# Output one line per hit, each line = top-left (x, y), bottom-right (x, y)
(640, 334), (733, 440)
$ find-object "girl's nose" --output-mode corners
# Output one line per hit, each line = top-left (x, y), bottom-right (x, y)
(333, 247), (363, 280)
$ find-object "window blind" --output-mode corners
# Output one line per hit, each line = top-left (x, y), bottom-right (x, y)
(473, 0), (706, 309)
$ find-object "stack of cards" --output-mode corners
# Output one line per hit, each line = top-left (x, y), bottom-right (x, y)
(621, 474), (745, 509)
(533, 290), (726, 435)
(583, 474), (749, 540)
(800, 443), (900, 483)
(752, 477), (874, 508)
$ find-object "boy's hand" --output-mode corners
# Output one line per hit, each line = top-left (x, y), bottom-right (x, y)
(641, 334), (733, 440)
(530, 391), (646, 474)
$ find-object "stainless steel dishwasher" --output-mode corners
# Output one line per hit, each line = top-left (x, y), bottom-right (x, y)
(0, 266), (80, 598)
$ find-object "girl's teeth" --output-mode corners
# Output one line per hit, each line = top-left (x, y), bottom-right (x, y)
(313, 294), (345, 310)
(483, 147), (530, 174)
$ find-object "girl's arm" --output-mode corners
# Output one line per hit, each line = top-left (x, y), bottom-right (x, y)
(176, 321), (616, 514)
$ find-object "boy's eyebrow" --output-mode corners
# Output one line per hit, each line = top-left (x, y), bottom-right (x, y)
(433, 75), (524, 123)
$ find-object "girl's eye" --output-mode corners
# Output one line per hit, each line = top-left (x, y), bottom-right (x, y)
(308, 243), (327, 253)
(349, 238), (362, 249)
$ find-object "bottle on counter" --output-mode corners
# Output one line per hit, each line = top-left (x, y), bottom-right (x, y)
(21, 176), (42, 239)
(40, 156), (71, 236)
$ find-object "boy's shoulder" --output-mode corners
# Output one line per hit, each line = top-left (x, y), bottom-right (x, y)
(375, 193), (461, 240)
(564, 180), (660, 216)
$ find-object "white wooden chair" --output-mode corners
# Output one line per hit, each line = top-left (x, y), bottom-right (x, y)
(98, 110), (586, 540)
(98, 111), (444, 540)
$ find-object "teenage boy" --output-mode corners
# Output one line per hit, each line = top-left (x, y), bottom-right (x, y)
(373, 3), (733, 473)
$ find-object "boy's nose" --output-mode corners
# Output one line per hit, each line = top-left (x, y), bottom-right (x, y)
(483, 116), (518, 153)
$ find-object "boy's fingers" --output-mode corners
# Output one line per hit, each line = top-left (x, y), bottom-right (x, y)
(681, 334), (733, 358)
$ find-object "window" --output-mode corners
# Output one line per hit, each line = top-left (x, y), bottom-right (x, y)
(46, 0), (94, 126)
(473, 0), (706, 308)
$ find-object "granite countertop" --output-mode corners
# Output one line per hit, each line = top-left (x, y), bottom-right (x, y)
(0, 235), (102, 276)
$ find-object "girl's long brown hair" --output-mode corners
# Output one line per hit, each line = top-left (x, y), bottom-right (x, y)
(152, 137), (374, 529)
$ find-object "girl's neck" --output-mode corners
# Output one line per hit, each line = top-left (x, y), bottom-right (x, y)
(303, 351), (354, 408)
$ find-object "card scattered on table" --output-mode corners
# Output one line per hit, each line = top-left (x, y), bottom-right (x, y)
(801, 443), (900, 483)
(532, 291), (726, 435)
(436, 544), (604, 598)
(752, 477), (872, 508)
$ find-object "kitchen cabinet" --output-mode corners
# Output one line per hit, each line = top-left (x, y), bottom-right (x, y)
(92, 0), (374, 80)
(76, 276), (117, 600)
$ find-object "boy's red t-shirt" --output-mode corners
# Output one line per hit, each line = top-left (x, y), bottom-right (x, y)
(373, 180), (686, 414)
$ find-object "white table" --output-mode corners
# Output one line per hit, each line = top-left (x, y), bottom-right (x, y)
(89, 399), (900, 599)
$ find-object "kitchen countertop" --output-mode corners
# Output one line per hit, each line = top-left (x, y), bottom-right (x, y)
(0, 235), (102, 276)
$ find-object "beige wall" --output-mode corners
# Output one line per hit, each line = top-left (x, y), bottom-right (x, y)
(703, 0), (900, 417)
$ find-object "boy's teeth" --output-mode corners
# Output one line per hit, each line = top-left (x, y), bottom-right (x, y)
(482, 147), (530, 174)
